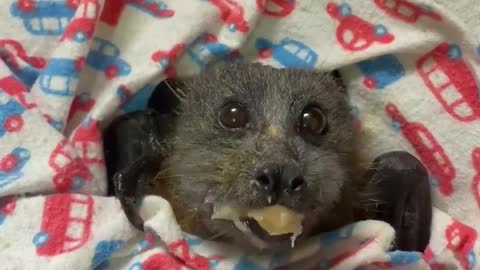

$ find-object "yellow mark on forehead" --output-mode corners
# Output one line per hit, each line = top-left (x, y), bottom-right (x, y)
(267, 125), (279, 138)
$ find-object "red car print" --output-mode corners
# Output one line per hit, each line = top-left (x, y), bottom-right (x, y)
(374, 0), (441, 23)
(166, 239), (220, 270)
(0, 196), (16, 225)
(445, 220), (477, 270)
(0, 76), (36, 109)
(43, 113), (64, 131)
(48, 139), (92, 192)
(330, 239), (376, 268)
(100, 0), (127, 26)
(326, 2), (394, 51)
(60, 0), (100, 43)
(423, 248), (449, 270)
(100, 0), (174, 27)
(423, 246), (435, 262)
(0, 39), (46, 87)
(128, 0), (175, 18)
(386, 103), (456, 196)
(256, 0), (295, 17)
(208, 0), (249, 33)
(472, 148), (480, 211)
(417, 43), (480, 122)
(151, 43), (186, 78)
(430, 263), (448, 270)
(71, 118), (104, 165)
(33, 194), (93, 256)
(129, 253), (185, 270)
(67, 92), (95, 121)
(0, 39), (46, 69)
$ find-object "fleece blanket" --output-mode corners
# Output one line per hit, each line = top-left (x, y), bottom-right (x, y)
(0, 0), (479, 269)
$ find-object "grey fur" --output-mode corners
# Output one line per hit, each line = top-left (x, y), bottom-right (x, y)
(149, 63), (358, 251)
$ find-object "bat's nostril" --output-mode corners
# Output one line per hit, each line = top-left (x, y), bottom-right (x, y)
(290, 176), (305, 192)
(255, 164), (305, 198)
(255, 166), (277, 192)
(282, 165), (304, 193)
(257, 175), (271, 187)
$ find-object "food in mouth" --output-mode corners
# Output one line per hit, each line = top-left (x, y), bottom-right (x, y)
(212, 204), (304, 247)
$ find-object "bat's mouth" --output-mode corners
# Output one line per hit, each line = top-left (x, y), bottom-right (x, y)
(227, 217), (303, 251)
(212, 204), (304, 249)
(241, 217), (295, 240)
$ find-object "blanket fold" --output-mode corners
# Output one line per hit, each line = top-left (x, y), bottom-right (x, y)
(0, 0), (479, 269)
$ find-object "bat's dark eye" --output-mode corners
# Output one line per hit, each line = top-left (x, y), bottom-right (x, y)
(219, 102), (249, 128)
(298, 105), (328, 143)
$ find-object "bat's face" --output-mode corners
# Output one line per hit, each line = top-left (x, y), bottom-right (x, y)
(161, 63), (356, 251)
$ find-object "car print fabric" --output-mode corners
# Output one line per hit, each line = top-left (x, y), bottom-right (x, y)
(0, 0), (479, 269)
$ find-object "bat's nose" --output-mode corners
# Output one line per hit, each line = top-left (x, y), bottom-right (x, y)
(254, 164), (305, 204)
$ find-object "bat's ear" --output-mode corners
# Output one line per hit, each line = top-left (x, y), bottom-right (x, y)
(330, 69), (347, 93)
(148, 78), (187, 115)
(330, 69), (342, 80)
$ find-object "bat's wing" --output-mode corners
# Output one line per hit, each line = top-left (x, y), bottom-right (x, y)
(103, 81), (179, 231)
(362, 151), (432, 252)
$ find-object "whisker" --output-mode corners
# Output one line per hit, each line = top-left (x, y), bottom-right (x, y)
(205, 231), (229, 241)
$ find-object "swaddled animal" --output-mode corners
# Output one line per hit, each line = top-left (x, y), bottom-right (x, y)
(103, 63), (432, 253)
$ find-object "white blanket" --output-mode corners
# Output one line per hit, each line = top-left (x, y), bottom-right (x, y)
(0, 0), (479, 269)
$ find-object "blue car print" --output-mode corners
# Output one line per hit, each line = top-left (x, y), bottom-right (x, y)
(10, 0), (77, 36)
(39, 58), (81, 96)
(86, 37), (131, 79)
(255, 37), (318, 69)
(0, 92), (26, 137)
(0, 147), (31, 189)
(14, 66), (39, 88)
(91, 240), (124, 270)
(357, 54), (405, 90)
(187, 33), (242, 70)
(118, 84), (156, 113)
